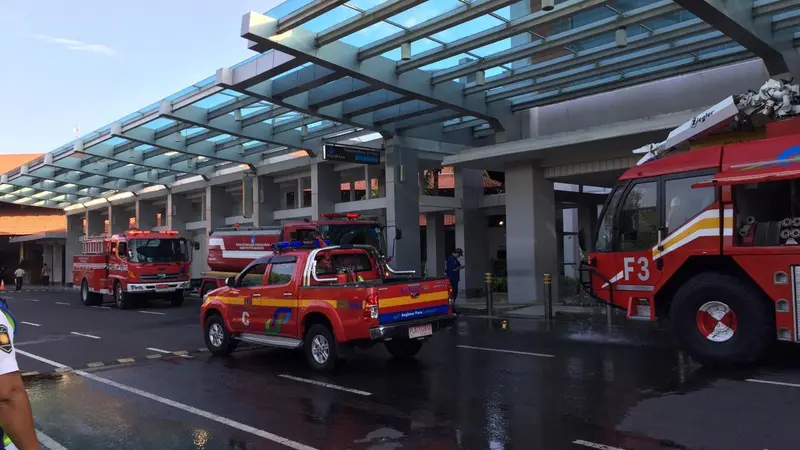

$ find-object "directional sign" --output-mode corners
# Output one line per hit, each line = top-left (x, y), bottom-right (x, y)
(322, 144), (380, 165)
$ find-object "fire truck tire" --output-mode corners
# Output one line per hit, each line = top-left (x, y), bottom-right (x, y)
(671, 272), (773, 367)
(80, 279), (102, 306)
(114, 282), (132, 310)
(385, 339), (423, 360)
(204, 314), (236, 356)
(304, 324), (338, 373)
(169, 292), (184, 307)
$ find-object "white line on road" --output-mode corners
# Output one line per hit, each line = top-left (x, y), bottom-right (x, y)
(37, 428), (69, 450)
(21, 321), (41, 327)
(91, 306), (112, 310)
(573, 440), (625, 450)
(278, 374), (372, 396)
(456, 345), (555, 358)
(70, 332), (101, 339)
(146, 347), (172, 354)
(16, 349), (317, 450)
(746, 378), (800, 388)
(139, 310), (166, 315)
(25, 299), (40, 302)
(55, 302), (70, 306)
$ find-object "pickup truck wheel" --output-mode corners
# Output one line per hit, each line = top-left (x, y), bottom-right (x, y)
(114, 282), (131, 310)
(169, 291), (184, 307)
(205, 314), (236, 356)
(80, 279), (101, 306)
(670, 272), (773, 367)
(304, 324), (338, 373)
(385, 339), (423, 360)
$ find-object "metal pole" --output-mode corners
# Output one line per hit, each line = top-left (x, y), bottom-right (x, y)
(485, 272), (494, 315)
(543, 273), (553, 321)
(606, 303), (613, 326)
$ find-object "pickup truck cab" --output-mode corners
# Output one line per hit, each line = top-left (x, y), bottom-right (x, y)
(201, 241), (456, 372)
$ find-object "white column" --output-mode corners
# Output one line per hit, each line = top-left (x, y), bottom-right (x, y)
(425, 213), (445, 277)
(455, 168), (489, 298)
(505, 163), (558, 303)
(66, 214), (84, 286)
(136, 200), (157, 230)
(253, 176), (280, 226)
(205, 186), (229, 232)
(384, 141), (421, 272)
(311, 162), (338, 219)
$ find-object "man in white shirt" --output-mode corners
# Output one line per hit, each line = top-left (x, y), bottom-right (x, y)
(0, 300), (38, 449)
(11, 270), (23, 293)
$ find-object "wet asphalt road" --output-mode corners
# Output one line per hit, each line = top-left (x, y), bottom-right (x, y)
(5, 288), (800, 449)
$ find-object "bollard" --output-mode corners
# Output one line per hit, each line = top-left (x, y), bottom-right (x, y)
(543, 273), (553, 321)
(484, 272), (494, 315)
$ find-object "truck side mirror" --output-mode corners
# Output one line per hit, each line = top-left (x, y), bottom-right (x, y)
(395, 228), (403, 240)
(225, 277), (236, 287)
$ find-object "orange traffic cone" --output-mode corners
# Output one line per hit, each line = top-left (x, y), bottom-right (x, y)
(1, 280), (5, 291)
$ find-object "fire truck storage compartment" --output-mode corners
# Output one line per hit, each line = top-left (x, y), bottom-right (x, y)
(734, 179), (800, 246)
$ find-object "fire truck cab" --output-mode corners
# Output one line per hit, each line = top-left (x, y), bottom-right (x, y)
(74, 229), (192, 310)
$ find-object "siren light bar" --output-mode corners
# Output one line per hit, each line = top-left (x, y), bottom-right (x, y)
(319, 213), (362, 220)
(272, 239), (331, 251)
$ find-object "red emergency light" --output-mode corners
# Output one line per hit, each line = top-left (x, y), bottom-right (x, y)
(320, 213), (362, 220)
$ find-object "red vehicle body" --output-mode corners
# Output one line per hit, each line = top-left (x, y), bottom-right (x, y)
(199, 213), (387, 297)
(74, 229), (191, 309)
(200, 242), (455, 372)
(584, 116), (800, 366)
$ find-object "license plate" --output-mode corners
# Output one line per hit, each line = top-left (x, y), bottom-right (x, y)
(155, 284), (169, 289)
(408, 324), (432, 339)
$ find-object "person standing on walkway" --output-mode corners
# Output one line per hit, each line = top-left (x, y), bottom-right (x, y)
(11, 269), (23, 292)
(445, 248), (465, 307)
(39, 266), (49, 288)
(0, 297), (39, 449)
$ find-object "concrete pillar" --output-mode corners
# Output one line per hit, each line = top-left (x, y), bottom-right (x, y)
(66, 214), (84, 286)
(53, 243), (64, 284)
(505, 163), (558, 304)
(242, 176), (254, 219)
(455, 168), (489, 298)
(136, 200), (158, 230)
(253, 176), (280, 226)
(167, 193), (190, 235)
(311, 162), (338, 220)
(425, 213), (445, 277)
(205, 186), (230, 232)
(578, 202), (599, 253)
(86, 209), (105, 236)
(109, 205), (128, 234)
(384, 142), (421, 272)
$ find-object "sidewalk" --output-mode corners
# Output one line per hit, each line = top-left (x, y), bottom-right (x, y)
(454, 294), (634, 326)
(1, 284), (74, 293)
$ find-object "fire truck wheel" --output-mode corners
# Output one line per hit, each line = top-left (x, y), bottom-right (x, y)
(671, 272), (773, 367)
(385, 339), (423, 360)
(80, 279), (101, 306)
(304, 324), (338, 373)
(169, 292), (184, 307)
(204, 314), (236, 356)
(114, 282), (131, 310)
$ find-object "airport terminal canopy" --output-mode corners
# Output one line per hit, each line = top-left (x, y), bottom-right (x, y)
(1, 0), (798, 210)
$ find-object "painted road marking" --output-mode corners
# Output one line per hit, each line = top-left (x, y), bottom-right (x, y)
(278, 374), (372, 396)
(25, 299), (40, 302)
(70, 332), (101, 339)
(746, 378), (800, 388)
(87, 362), (105, 368)
(16, 349), (318, 450)
(147, 348), (172, 354)
(117, 358), (135, 364)
(456, 345), (555, 358)
(146, 354), (163, 359)
(55, 302), (70, 306)
(139, 310), (166, 315)
(573, 440), (625, 450)
(21, 321), (41, 327)
(91, 306), (112, 310)
(37, 428), (69, 450)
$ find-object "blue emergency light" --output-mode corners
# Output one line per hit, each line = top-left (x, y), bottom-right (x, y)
(273, 239), (331, 250)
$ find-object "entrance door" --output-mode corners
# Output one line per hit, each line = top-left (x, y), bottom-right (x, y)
(261, 256), (300, 338)
(614, 178), (663, 293)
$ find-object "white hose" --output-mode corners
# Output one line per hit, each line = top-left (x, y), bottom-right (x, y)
(746, 216), (755, 224)
(782, 218), (793, 227)
(793, 217), (800, 227)
(791, 228), (800, 238)
(780, 228), (791, 239)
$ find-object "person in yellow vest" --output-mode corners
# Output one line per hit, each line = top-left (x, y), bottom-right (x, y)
(0, 298), (39, 449)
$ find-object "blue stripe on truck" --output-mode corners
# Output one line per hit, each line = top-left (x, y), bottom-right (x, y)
(379, 305), (450, 324)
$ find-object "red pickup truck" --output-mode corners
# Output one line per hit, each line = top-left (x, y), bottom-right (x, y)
(200, 242), (456, 372)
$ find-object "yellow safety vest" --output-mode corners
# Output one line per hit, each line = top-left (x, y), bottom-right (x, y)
(0, 306), (18, 450)
(3, 433), (17, 449)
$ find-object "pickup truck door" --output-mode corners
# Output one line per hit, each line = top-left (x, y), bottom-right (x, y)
(260, 255), (300, 338)
(229, 262), (269, 334)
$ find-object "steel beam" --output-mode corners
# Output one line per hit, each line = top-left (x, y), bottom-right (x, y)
(358, 0), (519, 61)
(276, 0), (349, 34)
(308, 78), (377, 109)
(316, 0), (427, 48)
(74, 140), (210, 179)
(241, 16), (509, 131)
(0, 192), (62, 208)
(672, 0), (790, 75)
(436, 0), (683, 84)
(272, 65), (344, 99)
(1, 176), (108, 199)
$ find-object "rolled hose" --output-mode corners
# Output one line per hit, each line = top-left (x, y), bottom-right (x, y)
(739, 224), (752, 237)
(793, 217), (800, 227)
(746, 216), (756, 224)
(792, 228), (800, 239)
(782, 217), (793, 228)
(781, 228), (792, 239)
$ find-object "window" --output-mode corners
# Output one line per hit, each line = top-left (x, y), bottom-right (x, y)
(239, 263), (268, 288)
(619, 182), (659, 252)
(595, 187), (624, 252)
(117, 242), (128, 259)
(268, 262), (296, 285)
(314, 252), (373, 276)
(665, 175), (715, 234)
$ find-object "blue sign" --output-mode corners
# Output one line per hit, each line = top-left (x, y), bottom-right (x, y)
(323, 144), (380, 166)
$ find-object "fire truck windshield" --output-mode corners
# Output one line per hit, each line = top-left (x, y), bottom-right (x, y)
(128, 238), (188, 263)
(318, 224), (385, 254)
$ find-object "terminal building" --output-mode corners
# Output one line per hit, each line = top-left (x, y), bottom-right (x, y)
(1, 0), (798, 302)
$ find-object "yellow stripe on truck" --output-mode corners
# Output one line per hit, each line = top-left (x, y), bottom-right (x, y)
(209, 293), (449, 309)
(379, 292), (449, 308)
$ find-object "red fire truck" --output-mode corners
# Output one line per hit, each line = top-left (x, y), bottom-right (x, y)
(74, 229), (193, 309)
(582, 78), (800, 367)
(199, 213), (398, 297)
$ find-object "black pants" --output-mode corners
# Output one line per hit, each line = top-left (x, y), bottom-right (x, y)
(43, 276), (49, 286)
(15, 277), (22, 291)
(449, 278), (459, 301)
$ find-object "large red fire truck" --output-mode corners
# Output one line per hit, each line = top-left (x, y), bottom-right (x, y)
(199, 213), (400, 297)
(74, 229), (193, 309)
(582, 78), (800, 367)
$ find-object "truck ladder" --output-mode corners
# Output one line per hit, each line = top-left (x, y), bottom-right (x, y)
(634, 78), (800, 165)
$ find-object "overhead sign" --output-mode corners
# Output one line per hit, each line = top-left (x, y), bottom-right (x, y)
(322, 144), (380, 165)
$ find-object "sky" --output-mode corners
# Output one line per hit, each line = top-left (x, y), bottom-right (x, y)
(0, 0), (516, 157)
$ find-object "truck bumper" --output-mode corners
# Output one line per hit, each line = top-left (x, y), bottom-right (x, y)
(127, 280), (190, 293)
(369, 315), (457, 341)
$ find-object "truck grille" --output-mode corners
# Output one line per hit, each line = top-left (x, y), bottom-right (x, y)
(139, 273), (183, 281)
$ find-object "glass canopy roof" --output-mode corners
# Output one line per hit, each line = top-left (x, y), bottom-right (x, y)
(1, 0), (797, 209)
